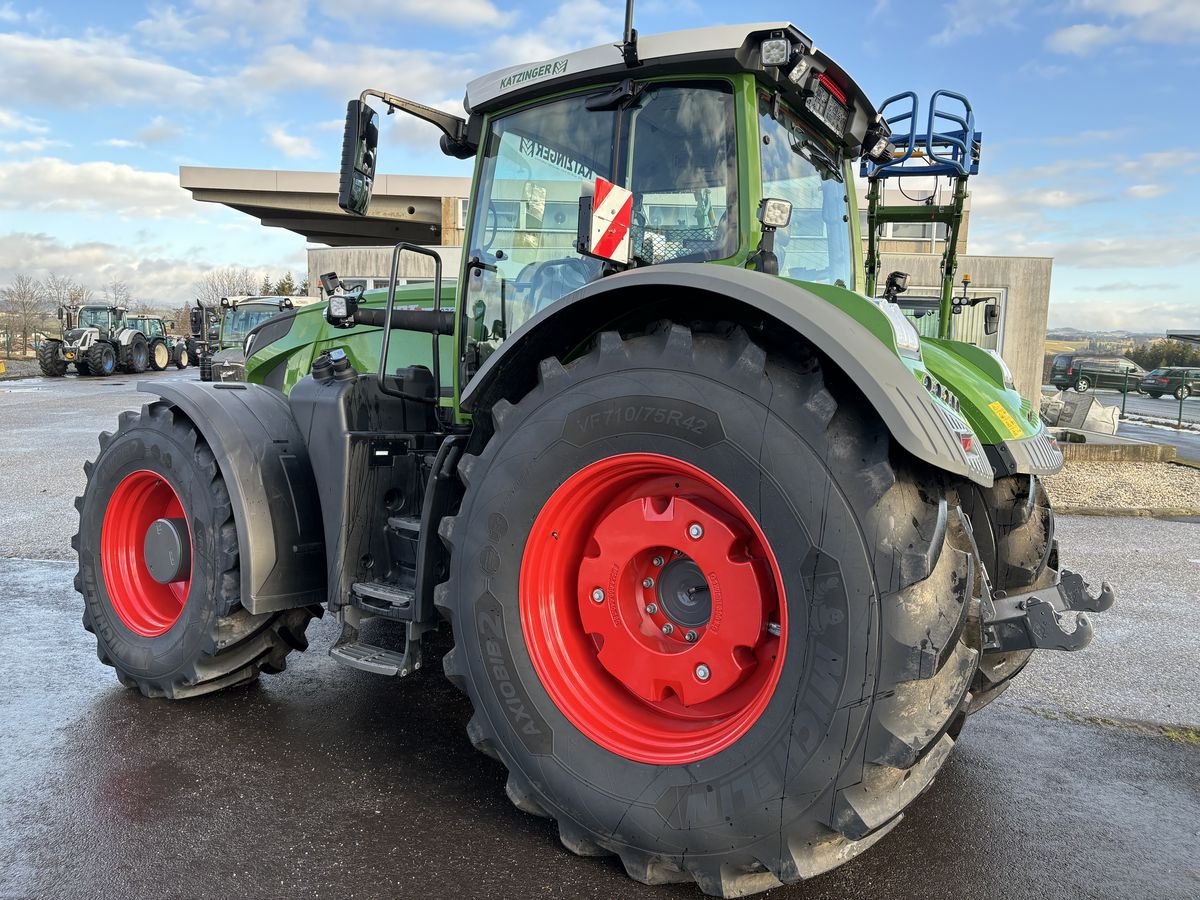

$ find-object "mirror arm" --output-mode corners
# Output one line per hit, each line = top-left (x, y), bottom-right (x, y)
(361, 89), (469, 146)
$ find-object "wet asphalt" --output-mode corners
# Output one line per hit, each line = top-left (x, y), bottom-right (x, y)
(1, 374), (1199, 900)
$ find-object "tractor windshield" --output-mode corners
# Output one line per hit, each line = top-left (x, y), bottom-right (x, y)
(77, 308), (112, 330)
(463, 81), (738, 364)
(758, 93), (854, 288)
(221, 307), (277, 347)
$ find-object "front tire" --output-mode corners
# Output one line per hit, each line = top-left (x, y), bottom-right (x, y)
(74, 401), (319, 698)
(436, 324), (980, 895)
(173, 344), (190, 369)
(87, 342), (116, 376)
(1175, 385), (1190, 401)
(1074, 377), (1090, 392)
(958, 474), (1054, 716)
(38, 340), (67, 377)
(148, 339), (171, 371)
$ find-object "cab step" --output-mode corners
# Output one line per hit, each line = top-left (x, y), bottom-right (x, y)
(329, 640), (413, 676)
(350, 581), (414, 621)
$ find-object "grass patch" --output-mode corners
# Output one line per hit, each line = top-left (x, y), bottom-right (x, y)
(1022, 706), (1200, 744)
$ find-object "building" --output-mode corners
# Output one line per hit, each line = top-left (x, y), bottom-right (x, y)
(182, 168), (1052, 398)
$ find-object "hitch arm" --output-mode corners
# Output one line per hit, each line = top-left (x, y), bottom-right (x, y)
(982, 569), (1116, 654)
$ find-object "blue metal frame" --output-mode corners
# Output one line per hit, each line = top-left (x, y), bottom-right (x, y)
(860, 90), (981, 179)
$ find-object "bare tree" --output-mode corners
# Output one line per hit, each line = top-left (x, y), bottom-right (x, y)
(103, 279), (132, 306)
(67, 283), (93, 305)
(195, 266), (259, 306)
(1, 274), (49, 357)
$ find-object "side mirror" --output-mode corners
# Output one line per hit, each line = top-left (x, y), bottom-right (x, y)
(56, 307), (64, 321)
(166, 320), (175, 331)
(189, 307), (204, 336)
(338, 99), (380, 216)
(984, 302), (1000, 336)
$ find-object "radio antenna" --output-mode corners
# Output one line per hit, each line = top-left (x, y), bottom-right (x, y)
(620, 0), (639, 67)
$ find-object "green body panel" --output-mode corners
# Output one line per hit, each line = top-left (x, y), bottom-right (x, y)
(243, 283), (455, 395)
(920, 337), (1044, 445)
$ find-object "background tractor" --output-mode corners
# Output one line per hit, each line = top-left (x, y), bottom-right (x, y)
(39, 304), (150, 377)
(73, 13), (1113, 897)
(197, 295), (303, 382)
(126, 315), (191, 370)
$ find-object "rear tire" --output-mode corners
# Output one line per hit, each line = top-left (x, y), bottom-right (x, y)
(74, 401), (319, 698)
(87, 342), (116, 376)
(1148, 392), (1163, 399)
(148, 339), (171, 371)
(38, 340), (67, 377)
(121, 335), (149, 373)
(436, 323), (980, 896)
(958, 474), (1054, 718)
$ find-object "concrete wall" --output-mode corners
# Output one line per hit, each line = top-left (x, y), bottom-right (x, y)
(880, 252), (1053, 400)
(307, 246), (464, 294)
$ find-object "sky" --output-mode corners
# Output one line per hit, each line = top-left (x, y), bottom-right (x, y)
(1, 0), (1198, 330)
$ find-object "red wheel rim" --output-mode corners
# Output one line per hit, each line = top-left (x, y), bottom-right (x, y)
(520, 453), (787, 764)
(100, 470), (192, 637)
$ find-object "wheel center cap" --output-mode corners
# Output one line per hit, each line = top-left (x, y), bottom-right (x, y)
(658, 558), (712, 627)
(143, 517), (191, 584)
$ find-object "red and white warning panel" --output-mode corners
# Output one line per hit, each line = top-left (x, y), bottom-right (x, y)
(588, 177), (633, 264)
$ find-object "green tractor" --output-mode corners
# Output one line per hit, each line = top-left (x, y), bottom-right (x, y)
(73, 15), (1114, 896)
(126, 314), (191, 371)
(39, 304), (151, 377)
(198, 295), (302, 382)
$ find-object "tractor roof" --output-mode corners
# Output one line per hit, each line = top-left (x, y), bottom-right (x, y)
(465, 22), (879, 155)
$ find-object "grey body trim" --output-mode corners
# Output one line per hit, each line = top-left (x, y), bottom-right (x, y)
(138, 381), (327, 613)
(986, 430), (1064, 477)
(461, 264), (993, 486)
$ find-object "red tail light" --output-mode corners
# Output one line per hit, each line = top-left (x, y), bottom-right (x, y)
(1156, 378), (1169, 383)
(818, 73), (848, 104)
(1067, 366), (1074, 375)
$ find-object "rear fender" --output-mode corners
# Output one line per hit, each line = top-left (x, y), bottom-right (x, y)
(138, 381), (326, 613)
(461, 264), (993, 486)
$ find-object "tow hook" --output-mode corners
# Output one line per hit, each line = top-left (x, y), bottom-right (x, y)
(982, 569), (1116, 653)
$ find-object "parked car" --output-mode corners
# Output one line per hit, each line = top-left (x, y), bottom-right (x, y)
(1049, 354), (1145, 393)
(1138, 367), (1200, 400)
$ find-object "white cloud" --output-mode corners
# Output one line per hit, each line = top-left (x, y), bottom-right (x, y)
(135, 0), (309, 48)
(1124, 184), (1168, 200)
(136, 115), (183, 144)
(267, 125), (320, 159)
(1047, 299), (1200, 332)
(931, 0), (1027, 45)
(0, 3), (19, 22)
(1073, 0), (1200, 43)
(1046, 23), (1120, 55)
(1080, 280), (1179, 293)
(0, 107), (49, 134)
(0, 158), (195, 218)
(0, 232), (303, 305)
(102, 138), (143, 149)
(0, 32), (213, 107)
(493, 0), (622, 65)
(315, 0), (510, 27)
(0, 138), (69, 154)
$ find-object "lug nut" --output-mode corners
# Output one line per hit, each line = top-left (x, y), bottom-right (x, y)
(591, 588), (605, 604)
(642, 577), (654, 588)
(687, 523), (704, 540)
(652, 556), (664, 567)
(695, 664), (711, 681)
(661, 623), (674, 636)
(673, 549), (683, 557)
(767, 622), (782, 636)
(645, 602), (658, 614)
(685, 630), (698, 643)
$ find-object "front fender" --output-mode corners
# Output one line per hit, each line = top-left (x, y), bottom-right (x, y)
(138, 381), (326, 614)
(462, 264), (992, 486)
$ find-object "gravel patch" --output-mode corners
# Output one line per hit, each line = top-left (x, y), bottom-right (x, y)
(1043, 460), (1200, 513)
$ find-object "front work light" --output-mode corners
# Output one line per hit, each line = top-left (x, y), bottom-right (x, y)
(761, 36), (791, 67)
(757, 197), (793, 229)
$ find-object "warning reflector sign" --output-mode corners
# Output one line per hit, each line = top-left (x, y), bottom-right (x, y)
(589, 177), (633, 264)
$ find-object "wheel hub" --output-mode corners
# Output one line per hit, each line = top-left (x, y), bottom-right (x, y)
(520, 453), (787, 764)
(100, 470), (192, 637)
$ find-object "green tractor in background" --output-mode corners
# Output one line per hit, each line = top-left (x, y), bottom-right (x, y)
(198, 295), (304, 382)
(38, 304), (151, 377)
(126, 314), (191, 371)
(73, 13), (1114, 897)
